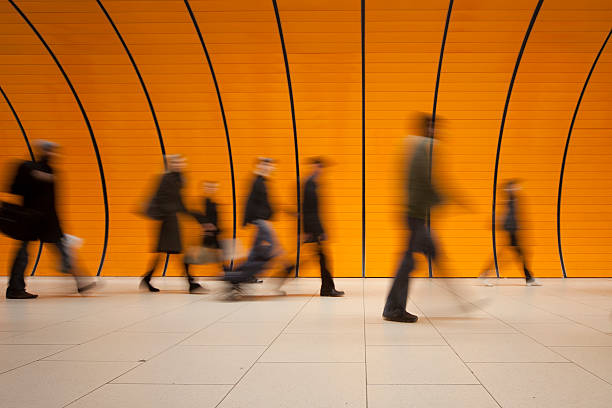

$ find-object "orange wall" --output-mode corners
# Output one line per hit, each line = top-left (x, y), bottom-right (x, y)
(0, 0), (610, 278)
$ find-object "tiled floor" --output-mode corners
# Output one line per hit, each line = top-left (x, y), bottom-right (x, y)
(1, 277), (611, 408)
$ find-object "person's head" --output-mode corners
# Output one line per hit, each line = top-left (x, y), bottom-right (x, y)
(166, 154), (186, 172)
(202, 180), (219, 195)
(34, 140), (59, 162)
(309, 157), (324, 177)
(504, 179), (521, 192)
(255, 157), (275, 177)
(420, 113), (435, 138)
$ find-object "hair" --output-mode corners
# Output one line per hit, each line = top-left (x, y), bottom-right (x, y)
(309, 157), (324, 166)
(504, 179), (520, 189)
(420, 113), (434, 138)
(35, 140), (58, 152)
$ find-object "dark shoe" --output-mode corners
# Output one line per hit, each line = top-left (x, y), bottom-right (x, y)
(77, 282), (97, 293)
(6, 290), (38, 299)
(320, 289), (345, 297)
(382, 311), (418, 323)
(246, 275), (263, 284)
(140, 278), (159, 292)
(189, 283), (208, 294)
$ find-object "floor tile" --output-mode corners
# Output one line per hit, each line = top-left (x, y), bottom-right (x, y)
(469, 362), (612, 408)
(0, 344), (69, 373)
(367, 346), (477, 384)
(260, 333), (365, 362)
(67, 384), (231, 408)
(365, 322), (445, 345)
(120, 309), (225, 333)
(512, 322), (612, 346)
(0, 322), (119, 345)
(428, 317), (517, 334)
(218, 362), (366, 408)
(181, 322), (285, 346)
(46, 332), (188, 362)
(0, 361), (136, 408)
(444, 333), (567, 362)
(574, 315), (612, 334)
(285, 314), (364, 333)
(552, 347), (612, 383)
(368, 385), (499, 408)
(115, 345), (265, 384)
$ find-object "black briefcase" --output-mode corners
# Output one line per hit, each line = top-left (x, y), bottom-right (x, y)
(0, 202), (42, 241)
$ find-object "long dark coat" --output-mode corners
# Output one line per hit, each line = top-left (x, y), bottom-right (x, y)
(152, 171), (188, 254)
(302, 175), (324, 237)
(11, 159), (63, 243)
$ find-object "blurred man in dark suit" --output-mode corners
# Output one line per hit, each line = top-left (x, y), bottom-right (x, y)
(302, 158), (344, 297)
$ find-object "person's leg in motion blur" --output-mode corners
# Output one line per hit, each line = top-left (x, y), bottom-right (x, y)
(184, 255), (206, 294)
(317, 240), (343, 297)
(6, 241), (37, 299)
(55, 237), (96, 293)
(383, 217), (428, 323)
(509, 231), (540, 286)
(141, 253), (162, 292)
(226, 220), (274, 286)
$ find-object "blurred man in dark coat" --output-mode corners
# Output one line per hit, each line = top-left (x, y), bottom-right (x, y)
(382, 115), (441, 322)
(141, 154), (206, 293)
(224, 158), (294, 295)
(6, 141), (95, 299)
(302, 158), (344, 297)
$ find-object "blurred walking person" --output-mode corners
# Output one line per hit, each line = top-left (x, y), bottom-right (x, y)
(479, 179), (541, 286)
(302, 158), (344, 297)
(382, 114), (441, 322)
(141, 154), (206, 293)
(4, 141), (95, 299)
(224, 158), (294, 296)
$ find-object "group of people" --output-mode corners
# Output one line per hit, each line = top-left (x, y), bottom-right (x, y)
(4, 113), (540, 323)
(141, 154), (344, 299)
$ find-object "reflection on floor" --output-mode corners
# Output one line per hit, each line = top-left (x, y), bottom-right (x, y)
(1, 277), (611, 408)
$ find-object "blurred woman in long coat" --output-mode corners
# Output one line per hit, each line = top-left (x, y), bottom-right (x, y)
(141, 155), (205, 293)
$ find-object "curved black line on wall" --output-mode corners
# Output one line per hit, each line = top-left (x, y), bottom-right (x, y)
(95, 0), (171, 276)
(491, 0), (543, 278)
(361, 0), (366, 277)
(557, 29), (611, 278)
(184, 0), (238, 267)
(9, 0), (110, 276)
(272, 0), (301, 276)
(0, 85), (44, 276)
(428, 0), (454, 278)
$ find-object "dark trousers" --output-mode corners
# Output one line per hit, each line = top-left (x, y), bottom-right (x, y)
(508, 230), (533, 281)
(8, 239), (80, 294)
(309, 239), (335, 293)
(384, 217), (436, 316)
(225, 220), (276, 284)
(143, 253), (195, 285)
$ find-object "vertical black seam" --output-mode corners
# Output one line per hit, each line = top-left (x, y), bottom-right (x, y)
(184, 0), (237, 270)
(557, 29), (611, 278)
(492, 0), (543, 278)
(0, 85), (43, 277)
(272, 0), (301, 276)
(9, 0), (110, 277)
(428, 0), (454, 278)
(95, 0), (171, 277)
(361, 0), (366, 278)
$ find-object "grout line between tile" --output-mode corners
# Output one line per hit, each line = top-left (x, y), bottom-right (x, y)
(435, 280), (612, 387)
(213, 293), (315, 408)
(61, 300), (250, 408)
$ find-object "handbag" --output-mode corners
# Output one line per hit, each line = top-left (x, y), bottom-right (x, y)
(0, 202), (42, 241)
(185, 246), (221, 265)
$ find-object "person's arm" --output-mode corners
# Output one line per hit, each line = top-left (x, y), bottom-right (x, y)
(31, 169), (54, 182)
